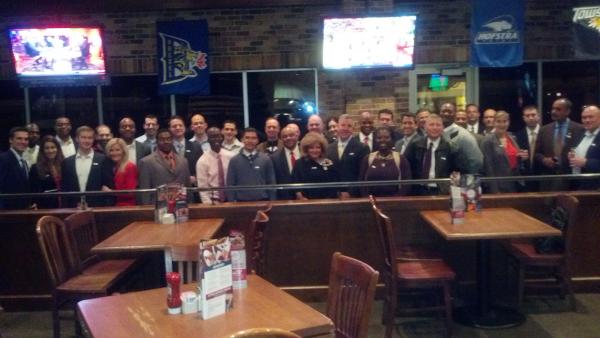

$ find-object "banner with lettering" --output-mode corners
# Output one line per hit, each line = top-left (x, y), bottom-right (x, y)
(157, 20), (210, 96)
(573, 6), (600, 58)
(470, 0), (524, 67)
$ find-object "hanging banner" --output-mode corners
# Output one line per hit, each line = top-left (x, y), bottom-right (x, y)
(470, 0), (524, 67)
(157, 20), (210, 96)
(573, 6), (600, 58)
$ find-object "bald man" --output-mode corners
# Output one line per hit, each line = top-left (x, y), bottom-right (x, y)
(569, 105), (600, 189)
(307, 115), (324, 134)
(270, 124), (301, 199)
(352, 111), (376, 151)
(118, 117), (151, 164)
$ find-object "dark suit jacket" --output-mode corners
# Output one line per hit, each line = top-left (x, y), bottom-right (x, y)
(257, 139), (283, 155)
(61, 152), (107, 207)
(515, 127), (533, 174)
(270, 148), (297, 200)
(575, 131), (600, 190)
(326, 137), (369, 196)
(29, 164), (60, 209)
(404, 137), (458, 193)
(480, 133), (523, 193)
(0, 150), (30, 209)
(183, 140), (203, 178)
(135, 141), (151, 164)
(534, 120), (585, 175)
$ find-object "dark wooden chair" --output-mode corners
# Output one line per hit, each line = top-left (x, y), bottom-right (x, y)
(371, 199), (455, 338)
(164, 245), (200, 283)
(229, 327), (301, 338)
(504, 194), (578, 310)
(36, 215), (136, 338)
(369, 196), (441, 261)
(326, 252), (379, 338)
(246, 205), (272, 276)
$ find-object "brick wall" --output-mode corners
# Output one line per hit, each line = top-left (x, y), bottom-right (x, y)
(0, 0), (592, 125)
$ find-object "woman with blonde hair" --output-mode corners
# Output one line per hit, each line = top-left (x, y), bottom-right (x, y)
(481, 110), (528, 193)
(102, 137), (138, 206)
(291, 132), (339, 199)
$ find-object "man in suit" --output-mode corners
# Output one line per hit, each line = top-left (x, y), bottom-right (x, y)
(465, 103), (484, 134)
(394, 113), (421, 155)
(135, 114), (159, 151)
(23, 123), (40, 167)
(515, 105), (541, 191)
(169, 116), (203, 186)
(257, 117), (283, 154)
(61, 126), (107, 207)
(271, 124), (301, 200)
(55, 116), (76, 158)
(118, 117), (151, 164)
(307, 115), (325, 135)
(138, 129), (191, 205)
(352, 111), (376, 151)
(189, 113), (210, 152)
(568, 105), (600, 190)
(377, 109), (402, 142)
(327, 114), (370, 198)
(93, 124), (113, 154)
(404, 114), (459, 195)
(0, 127), (31, 209)
(482, 108), (497, 135)
(415, 108), (431, 136)
(534, 98), (585, 191)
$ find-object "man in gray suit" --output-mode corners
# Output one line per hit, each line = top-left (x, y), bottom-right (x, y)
(138, 129), (191, 204)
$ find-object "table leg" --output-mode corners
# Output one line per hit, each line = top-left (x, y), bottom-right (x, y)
(454, 239), (525, 329)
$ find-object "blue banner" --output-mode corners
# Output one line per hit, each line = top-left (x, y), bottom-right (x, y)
(470, 0), (523, 67)
(157, 20), (210, 96)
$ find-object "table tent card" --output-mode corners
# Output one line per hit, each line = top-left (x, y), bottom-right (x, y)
(449, 173), (482, 224)
(155, 183), (188, 224)
(197, 237), (234, 320)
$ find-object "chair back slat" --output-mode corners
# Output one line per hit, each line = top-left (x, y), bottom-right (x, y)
(326, 252), (379, 338)
(36, 216), (75, 287)
(165, 245), (199, 284)
(246, 205), (271, 275)
(64, 211), (99, 269)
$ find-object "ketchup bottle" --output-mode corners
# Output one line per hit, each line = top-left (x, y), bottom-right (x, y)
(166, 272), (182, 314)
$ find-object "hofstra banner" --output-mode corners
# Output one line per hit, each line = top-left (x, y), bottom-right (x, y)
(470, 0), (524, 67)
(573, 6), (600, 58)
(157, 20), (210, 96)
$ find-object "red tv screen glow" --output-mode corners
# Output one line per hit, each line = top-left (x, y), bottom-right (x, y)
(9, 27), (106, 77)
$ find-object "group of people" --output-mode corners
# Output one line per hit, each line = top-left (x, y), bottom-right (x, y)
(1, 97), (598, 210)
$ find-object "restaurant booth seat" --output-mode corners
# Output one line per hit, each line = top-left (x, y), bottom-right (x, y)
(36, 215), (137, 338)
(503, 194), (578, 310)
(326, 252), (379, 338)
(370, 197), (455, 338)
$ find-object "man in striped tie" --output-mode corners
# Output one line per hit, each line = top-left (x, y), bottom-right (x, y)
(196, 127), (233, 204)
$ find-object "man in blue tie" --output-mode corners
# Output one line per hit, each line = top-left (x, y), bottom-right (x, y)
(534, 98), (585, 191)
(0, 127), (31, 209)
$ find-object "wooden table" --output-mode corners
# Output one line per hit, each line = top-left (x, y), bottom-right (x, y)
(78, 274), (334, 337)
(91, 219), (224, 254)
(420, 208), (561, 329)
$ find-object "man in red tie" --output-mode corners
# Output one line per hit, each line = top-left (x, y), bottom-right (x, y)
(196, 127), (233, 204)
(270, 124), (301, 200)
(353, 110), (375, 151)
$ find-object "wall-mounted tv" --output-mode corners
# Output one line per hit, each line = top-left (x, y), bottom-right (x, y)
(323, 16), (416, 70)
(9, 27), (108, 87)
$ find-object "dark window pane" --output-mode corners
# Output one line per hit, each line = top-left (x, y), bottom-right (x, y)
(479, 63), (538, 131)
(247, 70), (316, 135)
(102, 76), (171, 133)
(0, 81), (25, 150)
(176, 73), (243, 129)
(542, 61), (599, 125)
(29, 86), (97, 136)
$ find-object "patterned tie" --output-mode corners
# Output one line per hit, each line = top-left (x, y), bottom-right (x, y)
(554, 123), (565, 158)
(422, 142), (433, 179)
(216, 153), (226, 203)
(20, 158), (29, 179)
(290, 151), (296, 173)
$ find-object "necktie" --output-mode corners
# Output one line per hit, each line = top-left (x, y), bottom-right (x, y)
(290, 151), (296, 173)
(554, 123), (565, 158)
(177, 143), (184, 155)
(20, 158), (29, 179)
(165, 153), (175, 170)
(529, 130), (537, 167)
(363, 136), (369, 146)
(216, 153), (226, 203)
(338, 142), (344, 159)
(422, 142), (433, 179)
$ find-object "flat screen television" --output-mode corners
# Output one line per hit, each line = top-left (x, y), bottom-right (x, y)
(8, 27), (108, 86)
(323, 16), (416, 70)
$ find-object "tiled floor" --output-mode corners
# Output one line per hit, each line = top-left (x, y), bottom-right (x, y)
(2, 294), (600, 337)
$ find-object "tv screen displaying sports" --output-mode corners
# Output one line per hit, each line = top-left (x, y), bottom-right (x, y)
(323, 16), (416, 69)
(9, 27), (106, 77)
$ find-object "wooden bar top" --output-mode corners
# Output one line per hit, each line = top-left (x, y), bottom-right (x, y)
(420, 208), (562, 241)
(78, 274), (334, 337)
(92, 219), (224, 253)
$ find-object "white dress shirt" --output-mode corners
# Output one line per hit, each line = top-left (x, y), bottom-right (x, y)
(221, 138), (243, 157)
(127, 142), (137, 164)
(575, 128), (599, 158)
(358, 132), (373, 151)
(426, 138), (440, 187)
(57, 136), (76, 158)
(23, 145), (39, 167)
(75, 150), (94, 192)
(337, 137), (351, 159)
(196, 149), (233, 204)
(467, 122), (480, 134)
(284, 146), (301, 174)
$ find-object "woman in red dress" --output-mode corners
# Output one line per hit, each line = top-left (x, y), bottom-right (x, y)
(102, 138), (138, 206)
